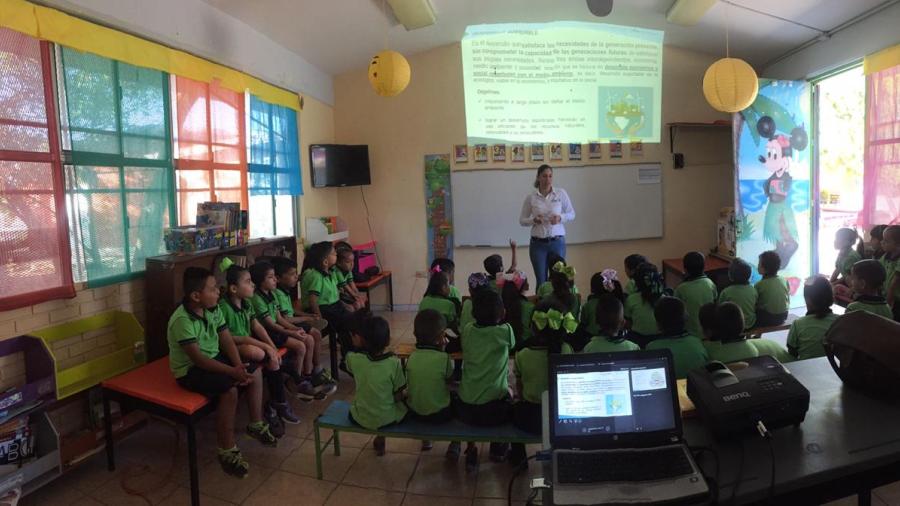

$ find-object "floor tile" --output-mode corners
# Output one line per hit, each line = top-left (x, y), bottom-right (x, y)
(874, 480), (900, 504)
(473, 499), (526, 506)
(406, 454), (477, 498)
(20, 482), (86, 505)
(341, 451), (419, 491)
(473, 458), (540, 501)
(242, 471), (336, 506)
(238, 433), (303, 469)
(281, 438), (362, 482)
(88, 469), (179, 506)
(401, 494), (472, 506)
(182, 457), (274, 504)
(157, 486), (235, 506)
(324, 484), (404, 506)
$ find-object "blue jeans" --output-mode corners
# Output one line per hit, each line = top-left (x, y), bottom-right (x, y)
(529, 236), (567, 287)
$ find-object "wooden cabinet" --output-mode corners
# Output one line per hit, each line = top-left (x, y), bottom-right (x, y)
(144, 237), (298, 361)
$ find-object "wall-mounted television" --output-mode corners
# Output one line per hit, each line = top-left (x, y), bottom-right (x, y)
(309, 144), (371, 188)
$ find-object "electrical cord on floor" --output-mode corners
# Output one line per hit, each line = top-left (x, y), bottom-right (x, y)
(508, 453), (541, 506)
(119, 417), (180, 506)
(756, 420), (776, 502)
(689, 444), (720, 505)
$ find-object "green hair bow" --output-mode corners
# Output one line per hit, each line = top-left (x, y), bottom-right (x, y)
(532, 309), (578, 334)
(552, 261), (576, 281)
(219, 257), (234, 272)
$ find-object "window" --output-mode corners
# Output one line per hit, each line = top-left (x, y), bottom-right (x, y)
(172, 76), (247, 226)
(0, 28), (74, 310)
(58, 47), (173, 285)
(247, 95), (302, 238)
(863, 65), (900, 228)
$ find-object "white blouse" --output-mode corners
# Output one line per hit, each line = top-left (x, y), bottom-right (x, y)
(519, 187), (576, 239)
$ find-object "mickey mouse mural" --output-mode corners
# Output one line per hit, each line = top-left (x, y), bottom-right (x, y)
(756, 116), (808, 267)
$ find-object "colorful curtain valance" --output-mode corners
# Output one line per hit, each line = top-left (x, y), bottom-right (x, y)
(864, 43), (900, 75)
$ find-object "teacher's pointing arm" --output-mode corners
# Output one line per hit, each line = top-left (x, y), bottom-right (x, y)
(559, 189), (575, 223)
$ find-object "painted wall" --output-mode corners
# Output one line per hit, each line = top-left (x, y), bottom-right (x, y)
(333, 43), (734, 306)
(764, 3), (900, 79)
(298, 96), (339, 234)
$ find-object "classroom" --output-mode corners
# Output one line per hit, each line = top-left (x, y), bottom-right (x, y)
(0, 0), (899, 504)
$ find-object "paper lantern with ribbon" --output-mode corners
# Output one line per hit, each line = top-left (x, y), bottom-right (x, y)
(703, 57), (759, 113)
(368, 50), (411, 97)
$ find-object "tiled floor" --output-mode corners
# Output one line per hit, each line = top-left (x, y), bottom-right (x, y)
(20, 311), (899, 505)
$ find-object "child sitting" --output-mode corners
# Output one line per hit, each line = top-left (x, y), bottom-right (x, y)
(646, 297), (708, 379)
(624, 262), (665, 348)
(334, 247), (367, 310)
(498, 271), (534, 347)
(718, 259), (758, 329)
(302, 241), (355, 370)
(484, 239), (518, 292)
(580, 269), (624, 340)
(420, 270), (462, 335)
(430, 257), (461, 303)
(882, 225), (900, 320)
(701, 302), (759, 363)
(168, 267), (275, 478)
(460, 273), (490, 336)
(582, 294), (639, 353)
(219, 263), (298, 434)
(250, 261), (334, 399)
(536, 254), (580, 302)
(458, 289), (516, 470)
(674, 251), (717, 338)
(540, 260), (580, 316)
(847, 259), (892, 319)
(787, 276), (838, 360)
(755, 250), (790, 327)
(623, 254), (648, 296)
(347, 312), (407, 456)
(831, 228), (864, 305)
(270, 256), (329, 330)
(867, 224), (887, 260)
(406, 309), (459, 456)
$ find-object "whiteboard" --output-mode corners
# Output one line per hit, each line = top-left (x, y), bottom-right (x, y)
(450, 163), (662, 247)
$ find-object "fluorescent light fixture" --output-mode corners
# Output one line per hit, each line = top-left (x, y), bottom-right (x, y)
(387, 0), (436, 30)
(666, 0), (717, 26)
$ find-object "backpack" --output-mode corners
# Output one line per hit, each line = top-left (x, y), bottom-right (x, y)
(823, 310), (900, 398)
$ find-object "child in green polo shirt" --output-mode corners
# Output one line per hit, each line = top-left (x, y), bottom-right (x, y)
(881, 225), (900, 321)
(420, 271), (462, 334)
(830, 228), (864, 302)
(251, 261), (334, 400)
(646, 297), (707, 378)
(167, 267), (276, 479)
(867, 225), (887, 260)
(430, 257), (462, 303)
(536, 255), (580, 308)
(483, 239), (518, 292)
(787, 276), (838, 360)
(270, 256), (329, 331)
(458, 289), (515, 471)
(582, 294), (639, 353)
(579, 270), (625, 352)
(755, 250), (790, 327)
(346, 313), (407, 456)
(302, 241), (356, 370)
(847, 260), (893, 319)
(498, 271), (534, 347)
(674, 251), (718, 337)
(334, 247), (366, 310)
(406, 309), (459, 456)
(718, 259), (758, 329)
(624, 262), (666, 348)
(460, 273), (488, 340)
(623, 254), (648, 296)
(219, 263), (299, 433)
(701, 302), (759, 363)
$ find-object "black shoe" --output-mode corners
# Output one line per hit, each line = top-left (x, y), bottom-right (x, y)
(489, 442), (508, 462)
(465, 445), (479, 473)
(508, 443), (527, 468)
(446, 441), (461, 461)
(373, 436), (386, 456)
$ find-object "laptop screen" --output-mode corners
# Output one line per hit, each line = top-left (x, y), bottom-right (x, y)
(549, 350), (680, 448)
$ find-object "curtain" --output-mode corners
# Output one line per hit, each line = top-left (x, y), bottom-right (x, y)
(862, 65), (900, 228)
(248, 95), (302, 197)
(0, 28), (74, 310)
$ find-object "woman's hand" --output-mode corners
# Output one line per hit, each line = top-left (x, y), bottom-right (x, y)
(549, 214), (562, 225)
(533, 215), (544, 224)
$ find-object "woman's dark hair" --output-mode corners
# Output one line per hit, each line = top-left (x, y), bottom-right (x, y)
(472, 289), (504, 326)
(483, 254), (503, 278)
(589, 272), (624, 303)
(624, 254), (647, 274)
(758, 250), (782, 275)
(225, 265), (249, 287)
(713, 302), (745, 342)
(301, 241), (334, 273)
(728, 258), (752, 284)
(548, 269), (575, 311)
(249, 261), (274, 287)
(683, 251), (705, 278)
(803, 275), (834, 318)
(529, 300), (567, 353)
(654, 296), (686, 336)
(851, 259), (886, 291)
(634, 262), (664, 305)
(533, 164), (552, 189)
(424, 271), (450, 298)
(595, 293), (624, 336)
(501, 281), (525, 342)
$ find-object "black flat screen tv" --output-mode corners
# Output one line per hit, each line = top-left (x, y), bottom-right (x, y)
(309, 144), (371, 188)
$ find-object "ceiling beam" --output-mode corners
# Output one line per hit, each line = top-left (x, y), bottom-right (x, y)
(387, 0), (436, 30)
(666, 0), (717, 26)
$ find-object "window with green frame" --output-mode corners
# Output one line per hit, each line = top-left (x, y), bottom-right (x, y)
(58, 47), (174, 286)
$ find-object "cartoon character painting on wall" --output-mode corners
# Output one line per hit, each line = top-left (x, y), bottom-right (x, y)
(757, 116), (808, 267)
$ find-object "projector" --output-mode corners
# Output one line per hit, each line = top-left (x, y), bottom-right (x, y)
(687, 355), (810, 439)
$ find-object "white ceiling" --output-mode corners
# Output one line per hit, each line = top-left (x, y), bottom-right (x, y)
(204, 0), (889, 76)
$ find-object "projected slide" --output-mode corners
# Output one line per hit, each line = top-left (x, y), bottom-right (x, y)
(462, 22), (663, 144)
(557, 371), (633, 419)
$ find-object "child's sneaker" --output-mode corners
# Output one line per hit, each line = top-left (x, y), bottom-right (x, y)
(373, 436), (386, 456)
(421, 440), (433, 451)
(446, 441), (461, 460)
(246, 421), (278, 447)
(217, 447), (249, 478)
(464, 445), (479, 473)
(263, 405), (285, 438)
(272, 401), (301, 425)
(293, 380), (318, 401)
(310, 370), (338, 397)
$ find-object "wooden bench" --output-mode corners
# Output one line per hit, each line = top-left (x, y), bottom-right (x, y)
(355, 271), (393, 311)
(313, 400), (540, 479)
(743, 314), (799, 339)
(101, 349), (288, 506)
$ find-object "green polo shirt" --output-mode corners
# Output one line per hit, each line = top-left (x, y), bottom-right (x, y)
(846, 297), (893, 320)
(836, 249), (862, 279)
(449, 285), (462, 304)
(459, 323), (515, 405)
(624, 292), (658, 336)
(582, 335), (640, 354)
(167, 304), (226, 378)
(624, 279), (636, 296)
(536, 281), (580, 301)
(419, 295), (460, 330)
(218, 298), (256, 337)
(332, 267), (354, 288)
(704, 339), (759, 364)
(300, 268), (339, 309)
(755, 276), (790, 315)
(786, 313), (839, 360)
(460, 299), (474, 335)
(514, 346), (550, 404)
(249, 289), (279, 324)
(881, 255), (899, 299)
(580, 296), (601, 336)
(518, 299), (535, 344)
(674, 276), (718, 337)
(647, 333), (708, 379)
(273, 287), (295, 317)
(347, 351), (407, 430)
(749, 339), (793, 363)
(405, 345), (453, 416)
(718, 284), (758, 329)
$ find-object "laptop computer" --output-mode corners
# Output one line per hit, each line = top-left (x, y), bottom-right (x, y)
(546, 349), (709, 505)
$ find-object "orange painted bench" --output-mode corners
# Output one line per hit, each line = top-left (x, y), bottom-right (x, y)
(355, 271), (393, 311)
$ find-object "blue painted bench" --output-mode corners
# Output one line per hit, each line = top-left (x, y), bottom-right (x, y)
(313, 400), (541, 479)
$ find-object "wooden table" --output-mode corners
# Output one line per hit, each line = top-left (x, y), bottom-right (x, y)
(662, 255), (732, 291)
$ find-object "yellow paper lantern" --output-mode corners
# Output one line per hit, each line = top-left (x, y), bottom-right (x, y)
(368, 50), (411, 97)
(702, 57), (759, 113)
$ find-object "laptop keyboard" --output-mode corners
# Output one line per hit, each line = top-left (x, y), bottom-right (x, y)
(556, 447), (694, 484)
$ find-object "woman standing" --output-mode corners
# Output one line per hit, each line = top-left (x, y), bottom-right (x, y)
(519, 165), (576, 287)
